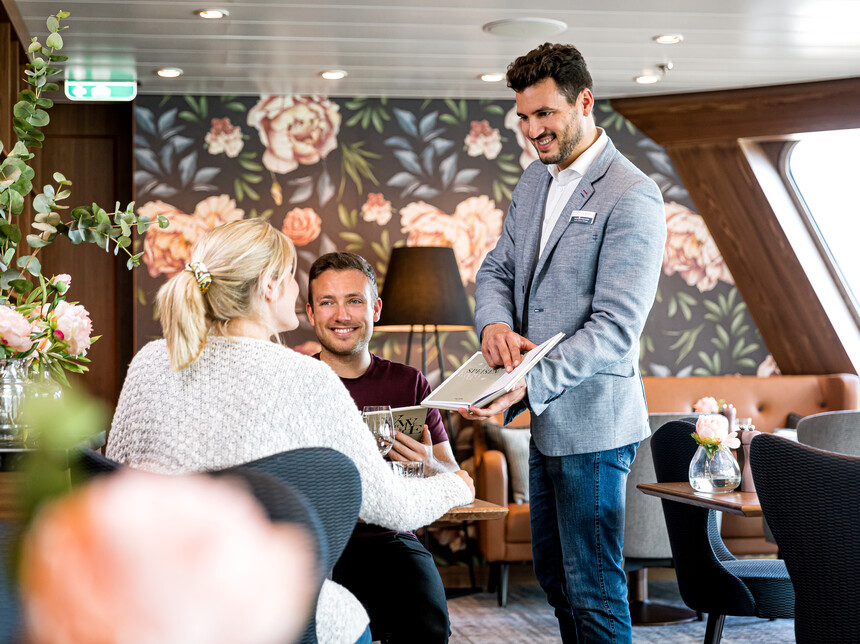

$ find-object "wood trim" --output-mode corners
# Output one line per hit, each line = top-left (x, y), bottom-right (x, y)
(612, 79), (860, 375)
(611, 77), (860, 144)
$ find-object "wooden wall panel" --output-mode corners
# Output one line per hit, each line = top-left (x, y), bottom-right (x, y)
(612, 77), (860, 375)
(33, 104), (134, 406)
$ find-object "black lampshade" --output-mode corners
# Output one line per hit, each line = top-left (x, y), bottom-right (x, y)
(376, 246), (473, 331)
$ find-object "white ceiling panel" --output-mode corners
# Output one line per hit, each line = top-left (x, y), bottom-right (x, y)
(8, 0), (860, 99)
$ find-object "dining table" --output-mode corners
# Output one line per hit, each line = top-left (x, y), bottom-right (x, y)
(434, 498), (508, 524)
(637, 481), (762, 517)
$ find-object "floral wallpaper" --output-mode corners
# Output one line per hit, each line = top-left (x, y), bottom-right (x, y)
(132, 94), (777, 380)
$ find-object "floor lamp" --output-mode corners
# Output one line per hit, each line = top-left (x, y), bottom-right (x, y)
(375, 246), (474, 381)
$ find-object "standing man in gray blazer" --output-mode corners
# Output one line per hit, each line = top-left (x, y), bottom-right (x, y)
(465, 43), (666, 643)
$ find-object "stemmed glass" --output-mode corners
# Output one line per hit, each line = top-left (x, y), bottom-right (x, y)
(362, 405), (395, 457)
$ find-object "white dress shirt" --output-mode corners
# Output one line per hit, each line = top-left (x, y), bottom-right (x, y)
(539, 128), (609, 257)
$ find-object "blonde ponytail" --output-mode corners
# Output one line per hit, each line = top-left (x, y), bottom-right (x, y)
(156, 219), (296, 371)
(156, 270), (209, 371)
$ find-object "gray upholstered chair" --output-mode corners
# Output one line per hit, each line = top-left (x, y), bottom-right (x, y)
(623, 413), (697, 625)
(796, 410), (860, 456)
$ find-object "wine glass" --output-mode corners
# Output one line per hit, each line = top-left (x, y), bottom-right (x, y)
(362, 405), (395, 457)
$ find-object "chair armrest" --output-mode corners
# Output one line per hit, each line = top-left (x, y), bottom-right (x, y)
(477, 449), (509, 507)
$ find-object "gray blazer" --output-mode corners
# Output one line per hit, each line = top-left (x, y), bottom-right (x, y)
(474, 138), (666, 456)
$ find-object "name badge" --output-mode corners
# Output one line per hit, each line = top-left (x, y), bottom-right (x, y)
(569, 210), (596, 224)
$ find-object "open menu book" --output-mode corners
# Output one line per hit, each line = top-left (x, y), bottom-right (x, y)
(421, 332), (565, 411)
(362, 405), (428, 440)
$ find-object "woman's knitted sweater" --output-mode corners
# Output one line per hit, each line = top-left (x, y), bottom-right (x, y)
(108, 336), (472, 644)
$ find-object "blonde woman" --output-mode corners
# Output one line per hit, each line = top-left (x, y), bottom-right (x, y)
(108, 219), (475, 644)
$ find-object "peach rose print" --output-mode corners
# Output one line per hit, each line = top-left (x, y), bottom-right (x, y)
(464, 120), (502, 160)
(505, 106), (539, 169)
(663, 201), (733, 292)
(400, 195), (503, 285)
(361, 193), (393, 226)
(141, 195), (245, 279)
(247, 95), (341, 175)
(281, 207), (322, 246)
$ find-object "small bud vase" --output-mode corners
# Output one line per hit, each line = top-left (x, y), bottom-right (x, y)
(689, 444), (741, 493)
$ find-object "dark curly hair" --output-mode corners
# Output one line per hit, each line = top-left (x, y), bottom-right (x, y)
(506, 43), (593, 105)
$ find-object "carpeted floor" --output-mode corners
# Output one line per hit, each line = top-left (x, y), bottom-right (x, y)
(446, 579), (796, 643)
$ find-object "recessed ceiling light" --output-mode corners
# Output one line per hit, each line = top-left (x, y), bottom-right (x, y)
(482, 18), (567, 38)
(653, 34), (683, 45)
(635, 74), (660, 84)
(197, 9), (229, 19)
(319, 70), (347, 80)
(157, 68), (183, 78)
(480, 73), (505, 83)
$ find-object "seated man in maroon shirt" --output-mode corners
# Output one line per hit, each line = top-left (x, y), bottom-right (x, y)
(307, 252), (458, 644)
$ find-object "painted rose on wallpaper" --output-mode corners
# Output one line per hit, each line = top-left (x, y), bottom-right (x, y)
(141, 195), (245, 278)
(400, 195), (503, 285)
(247, 95), (342, 174)
(663, 201), (734, 292)
(464, 120), (502, 160)
(281, 207), (322, 246)
(505, 106), (539, 169)
(205, 117), (244, 158)
(361, 193), (393, 226)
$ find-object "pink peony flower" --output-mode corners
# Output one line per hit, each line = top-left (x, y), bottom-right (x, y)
(505, 106), (539, 169)
(757, 354), (781, 377)
(0, 305), (34, 353)
(205, 117), (244, 158)
(694, 413), (740, 450)
(464, 120), (502, 160)
(247, 95), (341, 175)
(693, 396), (720, 414)
(400, 195), (503, 285)
(52, 301), (93, 356)
(663, 201), (734, 292)
(52, 274), (71, 294)
(20, 470), (317, 644)
(361, 193), (393, 226)
(281, 207), (322, 246)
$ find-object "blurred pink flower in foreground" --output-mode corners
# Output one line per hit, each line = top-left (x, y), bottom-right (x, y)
(21, 470), (316, 644)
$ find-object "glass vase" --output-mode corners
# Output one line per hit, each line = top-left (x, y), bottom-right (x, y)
(0, 358), (29, 446)
(689, 444), (741, 493)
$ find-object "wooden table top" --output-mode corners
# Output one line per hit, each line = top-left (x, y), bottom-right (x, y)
(435, 498), (509, 523)
(637, 481), (762, 517)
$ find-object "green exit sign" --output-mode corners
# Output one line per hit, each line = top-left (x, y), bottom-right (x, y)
(64, 81), (137, 102)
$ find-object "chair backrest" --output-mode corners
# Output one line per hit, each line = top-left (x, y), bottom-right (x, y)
(751, 433), (860, 642)
(796, 410), (860, 456)
(623, 413), (694, 562)
(225, 447), (362, 576)
(71, 448), (121, 487)
(649, 419), (756, 614)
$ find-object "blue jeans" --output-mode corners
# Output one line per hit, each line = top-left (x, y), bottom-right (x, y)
(529, 439), (638, 644)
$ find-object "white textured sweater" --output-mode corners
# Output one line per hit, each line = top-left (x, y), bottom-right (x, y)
(108, 336), (472, 644)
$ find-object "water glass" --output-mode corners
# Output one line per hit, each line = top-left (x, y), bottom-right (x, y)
(362, 405), (395, 457)
(389, 461), (424, 478)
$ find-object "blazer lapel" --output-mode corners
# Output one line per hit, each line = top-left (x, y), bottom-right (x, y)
(518, 170), (551, 286)
(530, 139), (618, 282)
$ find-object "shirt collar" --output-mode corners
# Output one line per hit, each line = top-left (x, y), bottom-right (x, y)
(546, 128), (608, 185)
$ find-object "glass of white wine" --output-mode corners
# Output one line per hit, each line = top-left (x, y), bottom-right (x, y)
(362, 405), (395, 457)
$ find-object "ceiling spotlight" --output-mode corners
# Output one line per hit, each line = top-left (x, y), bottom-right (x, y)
(197, 9), (229, 19)
(319, 70), (347, 80)
(156, 68), (183, 78)
(653, 34), (684, 45)
(480, 73), (505, 83)
(482, 18), (567, 38)
(635, 61), (673, 84)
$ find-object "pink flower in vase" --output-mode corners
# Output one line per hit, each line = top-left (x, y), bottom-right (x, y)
(0, 306), (35, 353)
(694, 414), (740, 451)
(693, 396), (719, 414)
(51, 274), (72, 294)
(52, 301), (93, 356)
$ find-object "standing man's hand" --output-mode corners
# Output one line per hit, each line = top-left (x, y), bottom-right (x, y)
(456, 378), (528, 420)
(482, 323), (537, 372)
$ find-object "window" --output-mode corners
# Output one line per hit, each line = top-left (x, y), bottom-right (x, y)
(787, 129), (860, 312)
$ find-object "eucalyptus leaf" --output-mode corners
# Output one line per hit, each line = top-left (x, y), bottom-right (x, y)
(45, 32), (63, 49)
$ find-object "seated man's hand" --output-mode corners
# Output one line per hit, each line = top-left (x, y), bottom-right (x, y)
(481, 323), (537, 372)
(389, 425), (433, 465)
(456, 378), (527, 421)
